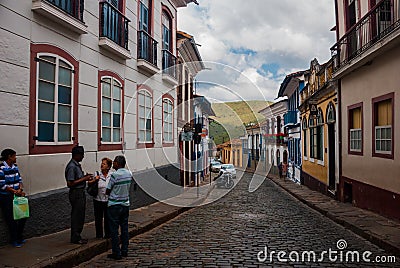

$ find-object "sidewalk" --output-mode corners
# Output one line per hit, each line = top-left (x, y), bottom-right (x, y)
(0, 183), (214, 268)
(266, 173), (400, 257)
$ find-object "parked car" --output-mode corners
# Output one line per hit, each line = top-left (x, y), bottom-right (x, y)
(220, 164), (236, 178)
(210, 160), (222, 173)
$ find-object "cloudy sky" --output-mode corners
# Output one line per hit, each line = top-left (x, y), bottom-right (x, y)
(177, 0), (336, 102)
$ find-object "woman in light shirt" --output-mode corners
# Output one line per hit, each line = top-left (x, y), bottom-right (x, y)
(90, 158), (112, 238)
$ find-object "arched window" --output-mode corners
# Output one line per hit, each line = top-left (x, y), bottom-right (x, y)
(138, 86), (153, 147)
(162, 10), (172, 51)
(317, 108), (324, 125)
(162, 95), (174, 144)
(100, 75), (123, 146)
(326, 102), (336, 123)
(29, 44), (79, 154)
(302, 116), (308, 158)
(310, 108), (324, 160)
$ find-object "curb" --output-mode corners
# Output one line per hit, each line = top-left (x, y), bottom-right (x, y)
(266, 174), (400, 257)
(33, 184), (216, 268)
(33, 207), (190, 268)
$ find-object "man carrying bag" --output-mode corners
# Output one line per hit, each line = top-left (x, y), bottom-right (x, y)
(0, 149), (28, 248)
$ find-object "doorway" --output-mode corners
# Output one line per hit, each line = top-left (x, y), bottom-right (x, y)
(328, 123), (336, 190)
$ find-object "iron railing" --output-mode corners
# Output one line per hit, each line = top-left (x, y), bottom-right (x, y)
(45, 0), (84, 21)
(99, 1), (130, 50)
(138, 30), (158, 66)
(331, 0), (400, 70)
(162, 49), (177, 79)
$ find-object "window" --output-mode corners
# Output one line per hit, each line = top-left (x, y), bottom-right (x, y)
(326, 102), (336, 123)
(316, 109), (324, 161)
(36, 55), (73, 143)
(138, 87), (153, 146)
(348, 103), (363, 155)
(309, 109), (324, 160)
(162, 11), (171, 51)
(309, 116), (316, 158)
(29, 44), (79, 154)
(139, 0), (150, 33)
(101, 78), (122, 143)
(302, 117), (308, 158)
(372, 93), (394, 158)
(163, 96), (173, 144)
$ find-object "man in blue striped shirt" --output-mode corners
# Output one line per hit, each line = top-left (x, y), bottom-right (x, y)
(0, 149), (27, 247)
(106, 155), (132, 260)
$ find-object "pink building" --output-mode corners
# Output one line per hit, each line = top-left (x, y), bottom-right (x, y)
(331, 0), (400, 220)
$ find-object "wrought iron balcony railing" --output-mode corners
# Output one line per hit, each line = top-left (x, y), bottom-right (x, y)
(99, 1), (130, 50)
(138, 30), (158, 66)
(45, 0), (84, 21)
(331, 0), (400, 71)
(162, 49), (177, 79)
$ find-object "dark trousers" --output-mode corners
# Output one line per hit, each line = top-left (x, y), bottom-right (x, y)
(93, 200), (109, 238)
(0, 194), (27, 244)
(108, 205), (129, 256)
(69, 188), (86, 243)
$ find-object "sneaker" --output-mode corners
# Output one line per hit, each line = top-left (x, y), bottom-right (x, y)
(19, 239), (27, 244)
(107, 253), (122, 260)
(12, 242), (23, 248)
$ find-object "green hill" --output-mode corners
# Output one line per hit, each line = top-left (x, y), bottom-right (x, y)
(209, 100), (271, 145)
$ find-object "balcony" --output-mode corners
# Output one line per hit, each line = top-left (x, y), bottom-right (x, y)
(162, 49), (178, 85)
(265, 133), (288, 146)
(331, 0), (400, 77)
(32, 0), (87, 34)
(284, 111), (298, 126)
(99, 1), (131, 59)
(137, 30), (159, 74)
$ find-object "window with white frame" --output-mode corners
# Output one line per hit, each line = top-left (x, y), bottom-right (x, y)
(36, 55), (73, 143)
(309, 116), (316, 158)
(138, 90), (152, 142)
(101, 77), (122, 143)
(316, 108), (324, 160)
(163, 98), (173, 143)
(374, 98), (392, 154)
(349, 106), (362, 152)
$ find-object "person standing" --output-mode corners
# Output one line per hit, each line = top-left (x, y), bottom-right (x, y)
(106, 155), (132, 260)
(89, 157), (112, 239)
(0, 149), (27, 248)
(65, 146), (92, 244)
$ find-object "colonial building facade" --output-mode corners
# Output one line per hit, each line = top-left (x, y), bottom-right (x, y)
(299, 58), (338, 196)
(332, 0), (400, 220)
(0, 0), (197, 243)
(259, 100), (288, 175)
(277, 72), (306, 183)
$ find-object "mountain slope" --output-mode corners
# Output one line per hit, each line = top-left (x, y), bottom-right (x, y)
(209, 100), (271, 145)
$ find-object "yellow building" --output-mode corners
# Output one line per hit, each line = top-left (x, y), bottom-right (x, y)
(299, 58), (338, 197)
(217, 139), (242, 167)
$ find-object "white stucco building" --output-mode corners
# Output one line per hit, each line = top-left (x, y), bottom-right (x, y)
(0, 0), (197, 242)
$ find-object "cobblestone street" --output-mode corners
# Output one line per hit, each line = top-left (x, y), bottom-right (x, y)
(79, 172), (399, 267)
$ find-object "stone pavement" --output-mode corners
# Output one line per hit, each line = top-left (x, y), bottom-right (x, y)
(79, 172), (399, 267)
(266, 172), (400, 257)
(0, 180), (214, 268)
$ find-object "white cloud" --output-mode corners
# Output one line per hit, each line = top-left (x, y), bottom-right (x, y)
(178, 0), (336, 102)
